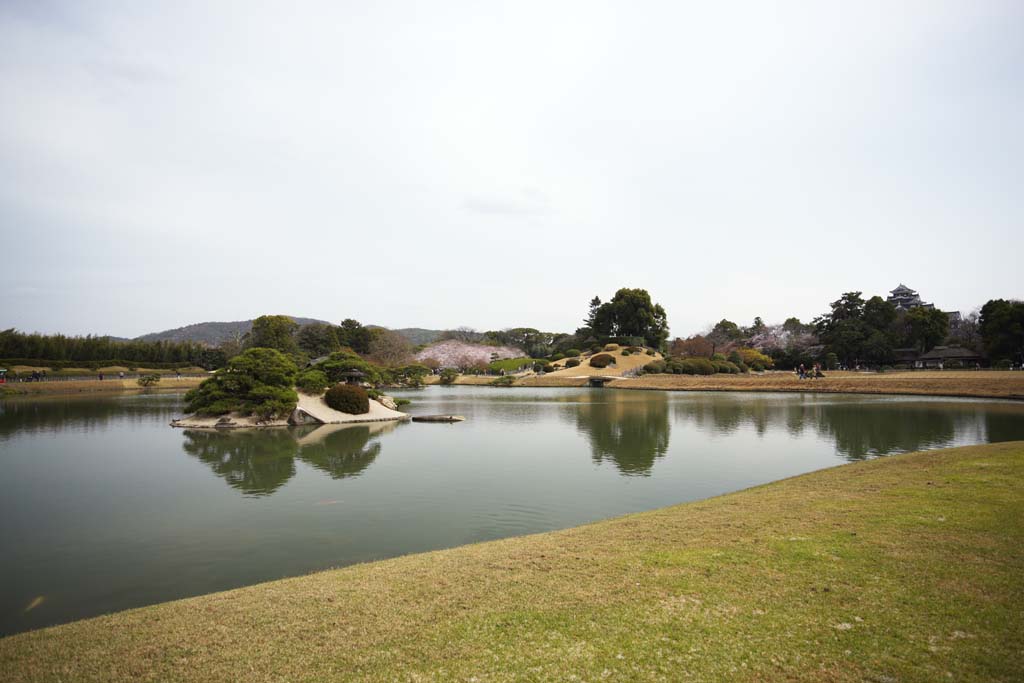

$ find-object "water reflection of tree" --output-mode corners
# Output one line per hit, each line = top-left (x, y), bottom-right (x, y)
(809, 403), (958, 461)
(984, 409), (1024, 444)
(0, 395), (180, 441)
(180, 422), (395, 496)
(670, 396), (786, 437)
(665, 394), (1005, 462)
(575, 394), (670, 476)
(181, 429), (299, 496)
(297, 425), (382, 480)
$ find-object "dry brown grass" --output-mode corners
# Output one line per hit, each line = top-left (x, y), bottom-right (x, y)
(546, 347), (663, 377)
(609, 370), (1024, 400)
(1, 442), (1021, 682)
(1, 377), (204, 397)
(424, 370), (1024, 400)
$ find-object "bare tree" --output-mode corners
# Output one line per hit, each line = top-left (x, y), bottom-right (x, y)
(367, 329), (413, 367)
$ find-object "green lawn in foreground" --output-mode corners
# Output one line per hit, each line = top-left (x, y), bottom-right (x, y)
(2, 442), (1022, 682)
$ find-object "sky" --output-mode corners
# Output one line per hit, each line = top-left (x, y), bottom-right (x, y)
(1, 1), (1022, 339)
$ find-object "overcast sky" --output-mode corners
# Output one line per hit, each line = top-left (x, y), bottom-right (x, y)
(1, 1), (1021, 339)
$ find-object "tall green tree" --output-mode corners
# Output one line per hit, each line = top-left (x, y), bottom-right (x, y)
(296, 323), (340, 358)
(862, 296), (897, 334)
(905, 308), (949, 353)
(337, 319), (372, 354)
(246, 315), (299, 355)
(588, 288), (669, 348)
(707, 319), (742, 346)
(979, 299), (1024, 362)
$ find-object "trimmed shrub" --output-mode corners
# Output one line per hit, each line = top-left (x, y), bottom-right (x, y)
(136, 373), (161, 387)
(590, 345), (603, 354)
(185, 348), (298, 419)
(549, 352), (565, 362)
(712, 360), (741, 374)
(603, 344), (619, 351)
(589, 353), (615, 368)
(295, 369), (329, 395)
(643, 360), (667, 374)
(621, 349), (632, 356)
(565, 358), (581, 368)
(489, 375), (516, 387)
(564, 349), (581, 358)
(439, 368), (459, 385)
(712, 353), (726, 361)
(542, 364), (556, 373)
(324, 383), (369, 414)
(395, 397), (411, 407)
(736, 347), (774, 371)
(670, 357), (715, 375)
(646, 349), (656, 356)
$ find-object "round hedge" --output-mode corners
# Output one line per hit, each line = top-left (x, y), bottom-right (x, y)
(324, 383), (369, 414)
(565, 358), (581, 368)
(589, 353), (615, 369)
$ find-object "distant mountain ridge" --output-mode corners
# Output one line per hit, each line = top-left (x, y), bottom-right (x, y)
(388, 328), (444, 346)
(134, 319), (444, 347)
(135, 317), (331, 345)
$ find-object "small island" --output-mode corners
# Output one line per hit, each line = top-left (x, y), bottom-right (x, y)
(171, 346), (415, 429)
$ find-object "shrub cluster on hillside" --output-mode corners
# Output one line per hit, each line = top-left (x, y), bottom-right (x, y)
(589, 353), (615, 369)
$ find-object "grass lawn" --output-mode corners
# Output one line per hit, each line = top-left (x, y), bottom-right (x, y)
(1, 442), (1022, 682)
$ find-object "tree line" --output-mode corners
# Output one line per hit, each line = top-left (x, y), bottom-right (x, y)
(0, 328), (217, 368)
(670, 293), (1023, 369)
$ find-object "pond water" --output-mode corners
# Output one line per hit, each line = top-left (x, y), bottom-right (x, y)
(1, 386), (1023, 636)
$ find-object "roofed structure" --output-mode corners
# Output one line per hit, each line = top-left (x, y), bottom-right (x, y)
(887, 284), (934, 311)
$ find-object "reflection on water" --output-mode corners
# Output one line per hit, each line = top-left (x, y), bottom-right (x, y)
(3, 388), (1024, 637)
(660, 394), (1000, 462)
(0, 393), (179, 441)
(572, 393), (670, 476)
(182, 422), (397, 496)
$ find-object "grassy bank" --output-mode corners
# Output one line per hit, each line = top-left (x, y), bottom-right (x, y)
(427, 370), (1024, 400)
(0, 376), (204, 397)
(2, 441), (1021, 682)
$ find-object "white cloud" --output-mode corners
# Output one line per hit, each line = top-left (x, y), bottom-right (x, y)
(0, 1), (1021, 337)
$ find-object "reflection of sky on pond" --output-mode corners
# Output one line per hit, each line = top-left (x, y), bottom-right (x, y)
(2, 388), (1023, 637)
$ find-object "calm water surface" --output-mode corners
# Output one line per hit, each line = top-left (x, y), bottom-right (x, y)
(2, 386), (1023, 635)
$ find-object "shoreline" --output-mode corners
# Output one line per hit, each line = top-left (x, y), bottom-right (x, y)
(2, 440), (1020, 681)
(0, 377), (204, 398)
(425, 369), (1024, 401)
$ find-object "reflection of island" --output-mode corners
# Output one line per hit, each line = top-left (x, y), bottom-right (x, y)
(574, 393), (670, 476)
(181, 429), (299, 496)
(297, 422), (398, 479)
(181, 422), (398, 496)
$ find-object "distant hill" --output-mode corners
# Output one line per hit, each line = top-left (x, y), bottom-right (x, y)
(135, 317), (331, 345)
(390, 328), (444, 346)
(132, 319), (444, 347)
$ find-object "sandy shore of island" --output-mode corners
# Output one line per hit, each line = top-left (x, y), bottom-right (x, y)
(170, 391), (410, 429)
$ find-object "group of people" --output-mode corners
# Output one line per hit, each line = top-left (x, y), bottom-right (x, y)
(796, 363), (824, 380)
